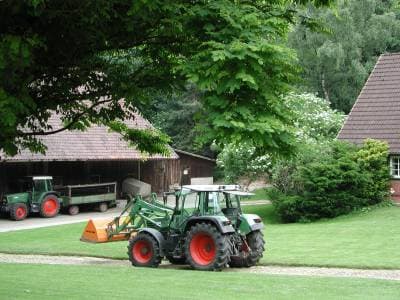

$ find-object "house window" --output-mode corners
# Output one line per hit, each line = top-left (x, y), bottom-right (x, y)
(390, 156), (400, 178)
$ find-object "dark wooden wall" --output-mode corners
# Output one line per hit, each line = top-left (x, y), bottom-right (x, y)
(0, 159), (181, 197)
(178, 153), (216, 185)
(0, 154), (214, 197)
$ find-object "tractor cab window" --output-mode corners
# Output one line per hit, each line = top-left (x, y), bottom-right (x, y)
(33, 180), (46, 192)
(179, 188), (200, 216)
(206, 192), (223, 215)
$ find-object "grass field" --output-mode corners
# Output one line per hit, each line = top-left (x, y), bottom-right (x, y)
(247, 188), (270, 201)
(0, 263), (399, 300)
(0, 204), (399, 269)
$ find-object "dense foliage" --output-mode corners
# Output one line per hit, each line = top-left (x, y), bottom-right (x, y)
(0, 0), (331, 156)
(270, 139), (390, 222)
(217, 92), (344, 183)
(289, 0), (400, 113)
(216, 142), (272, 186)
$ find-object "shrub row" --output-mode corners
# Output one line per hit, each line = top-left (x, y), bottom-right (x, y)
(270, 139), (390, 222)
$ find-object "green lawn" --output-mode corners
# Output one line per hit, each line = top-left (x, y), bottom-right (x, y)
(247, 188), (270, 201)
(0, 205), (399, 269)
(0, 263), (399, 300)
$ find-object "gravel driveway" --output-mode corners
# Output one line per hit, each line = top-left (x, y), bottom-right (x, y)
(1, 253), (399, 281)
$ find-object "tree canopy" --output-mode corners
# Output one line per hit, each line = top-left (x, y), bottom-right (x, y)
(289, 0), (400, 113)
(0, 0), (330, 157)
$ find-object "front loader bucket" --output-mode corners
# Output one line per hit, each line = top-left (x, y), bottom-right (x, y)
(80, 219), (130, 243)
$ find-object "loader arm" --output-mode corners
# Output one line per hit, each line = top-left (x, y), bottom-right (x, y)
(81, 195), (174, 243)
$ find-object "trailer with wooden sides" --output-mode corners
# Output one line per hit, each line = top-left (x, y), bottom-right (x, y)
(58, 182), (117, 215)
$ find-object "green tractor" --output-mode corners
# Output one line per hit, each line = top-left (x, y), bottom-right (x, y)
(0, 176), (60, 221)
(81, 185), (265, 271)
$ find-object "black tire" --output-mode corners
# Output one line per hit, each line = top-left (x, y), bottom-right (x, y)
(68, 205), (79, 215)
(98, 202), (108, 212)
(166, 255), (186, 265)
(127, 232), (162, 268)
(10, 203), (28, 221)
(229, 230), (265, 268)
(184, 222), (230, 271)
(40, 195), (60, 218)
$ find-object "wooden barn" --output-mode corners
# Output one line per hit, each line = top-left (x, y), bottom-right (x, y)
(0, 114), (215, 197)
(337, 52), (400, 202)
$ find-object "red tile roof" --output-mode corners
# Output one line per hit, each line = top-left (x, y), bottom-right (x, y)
(337, 53), (400, 154)
(2, 113), (178, 162)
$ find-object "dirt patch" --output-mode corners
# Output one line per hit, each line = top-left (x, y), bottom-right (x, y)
(1, 253), (400, 281)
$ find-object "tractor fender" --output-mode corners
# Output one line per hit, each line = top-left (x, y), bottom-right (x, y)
(184, 216), (235, 234)
(138, 228), (166, 256)
(239, 214), (264, 235)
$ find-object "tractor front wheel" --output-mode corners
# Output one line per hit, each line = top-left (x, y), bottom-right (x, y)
(40, 195), (60, 218)
(229, 230), (265, 268)
(185, 223), (230, 271)
(10, 203), (28, 221)
(128, 232), (161, 268)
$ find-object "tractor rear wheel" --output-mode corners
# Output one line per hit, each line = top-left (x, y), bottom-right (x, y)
(10, 203), (28, 221)
(229, 230), (265, 268)
(40, 195), (60, 218)
(128, 232), (161, 268)
(185, 223), (230, 271)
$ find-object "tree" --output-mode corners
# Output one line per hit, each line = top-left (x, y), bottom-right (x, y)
(142, 86), (210, 156)
(0, 0), (331, 156)
(289, 0), (400, 113)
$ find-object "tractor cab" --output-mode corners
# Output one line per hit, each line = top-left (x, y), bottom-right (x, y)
(19, 176), (53, 202)
(171, 185), (253, 230)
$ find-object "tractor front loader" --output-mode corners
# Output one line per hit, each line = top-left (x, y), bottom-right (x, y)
(81, 185), (265, 271)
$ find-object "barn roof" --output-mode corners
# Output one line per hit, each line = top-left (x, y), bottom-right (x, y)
(2, 113), (179, 162)
(337, 52), (400, 154)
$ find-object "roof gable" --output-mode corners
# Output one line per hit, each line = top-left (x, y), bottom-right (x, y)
(337, 52), (400, 154)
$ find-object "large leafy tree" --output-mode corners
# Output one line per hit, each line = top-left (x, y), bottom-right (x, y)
(0, 0), (329, 156)
(289, 0), (400, 113)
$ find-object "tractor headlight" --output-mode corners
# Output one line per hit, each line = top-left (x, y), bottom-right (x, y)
(253, 218), (262, 223)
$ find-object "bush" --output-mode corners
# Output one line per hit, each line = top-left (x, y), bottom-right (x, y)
(271, 139), (389, 222)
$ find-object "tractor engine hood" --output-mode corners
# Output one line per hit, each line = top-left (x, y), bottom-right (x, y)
(4, 192), (29, 204)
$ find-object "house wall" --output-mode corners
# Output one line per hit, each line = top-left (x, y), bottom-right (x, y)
(390, 180), (400, 203)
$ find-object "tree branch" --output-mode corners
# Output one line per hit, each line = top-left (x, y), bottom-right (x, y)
(21, 98), (115, 137)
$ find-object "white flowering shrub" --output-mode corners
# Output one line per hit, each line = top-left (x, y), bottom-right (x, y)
(284, 92), (346, 142)
(216, 142), (272, 185)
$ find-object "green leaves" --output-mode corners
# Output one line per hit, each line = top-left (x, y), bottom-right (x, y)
(0, 0), (325, 157)
(108, 120), (171, 156)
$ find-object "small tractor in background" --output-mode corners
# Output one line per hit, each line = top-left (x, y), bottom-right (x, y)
(0, 176), (60, 220)
(81, 185), (265, 271)
(0, 176), (117, 221)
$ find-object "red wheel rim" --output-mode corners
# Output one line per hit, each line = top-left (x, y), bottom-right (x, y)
(190, 233), (216, 266)
(132, 240), (153, 264)
(43, 198), (58, 216)
(15, 207), (26, 219)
